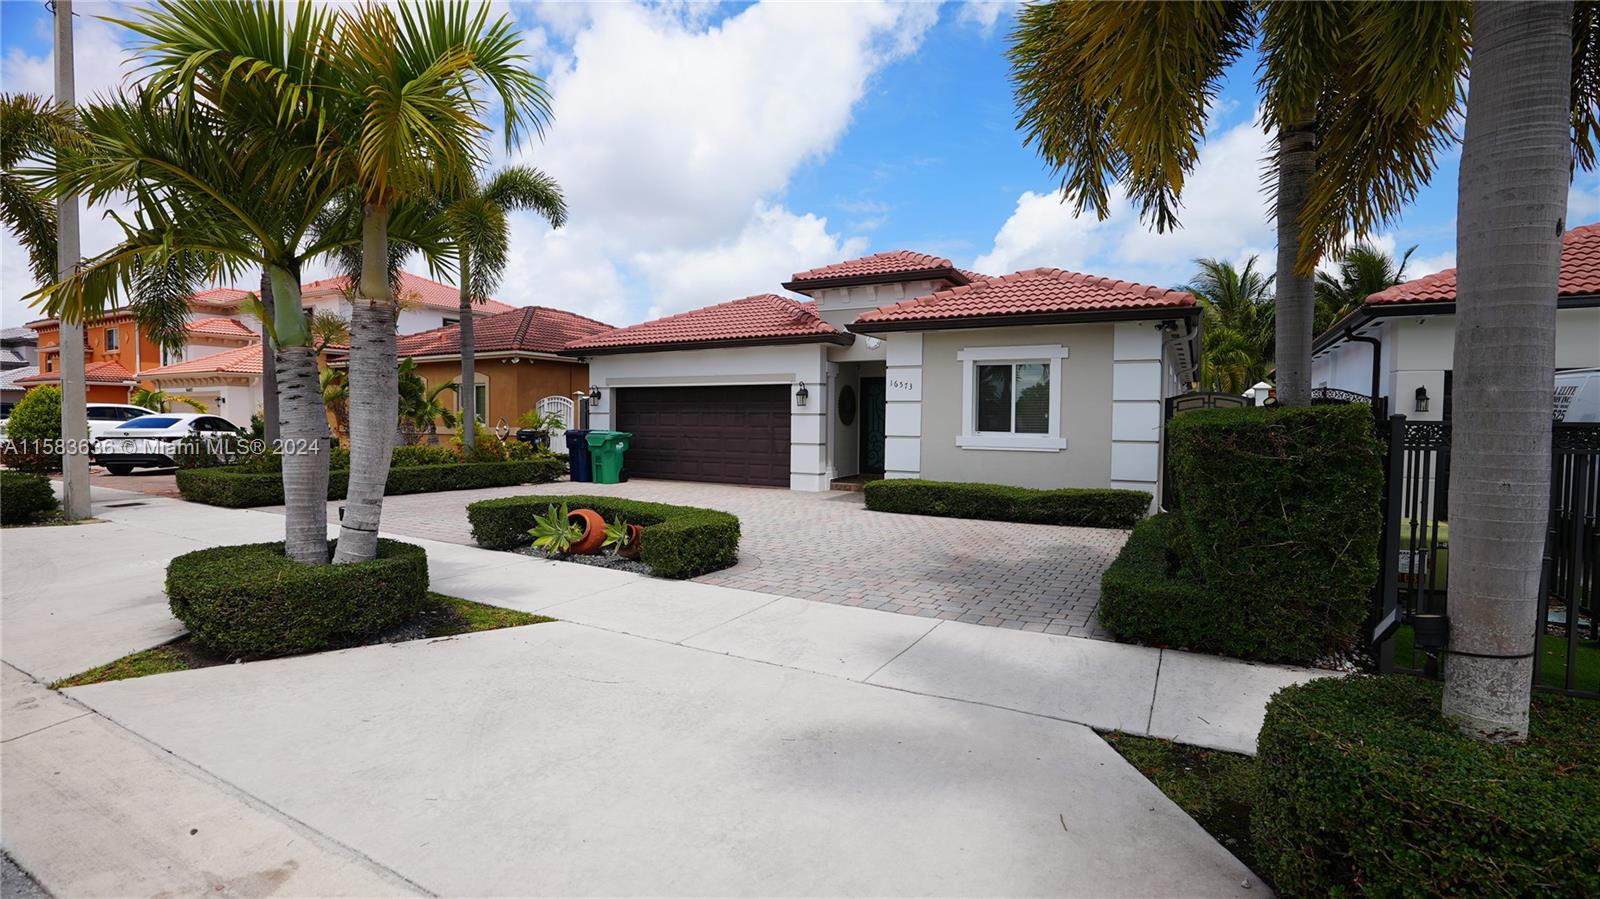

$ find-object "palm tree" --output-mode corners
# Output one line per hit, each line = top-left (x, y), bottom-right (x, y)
(131, 386), (207, 413)
(396, 358), (459, 446)
(1314, 242), (1416, 336)
(0, 94), (75, 284)
(1183, 257), (1276, 394)
(1442, 0), (1591, 743)
(443, 166), (567, 449)
(320, 367), (350, 445)
(1008, 2), (1468, 405)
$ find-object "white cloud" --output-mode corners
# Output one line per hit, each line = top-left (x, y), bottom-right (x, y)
(1407, 250), (1456, 278)
(1570, 178), (1600, 224)
(973, 114), (1276, 288)
(956, 1), (1018, 35)
(632, 202), (868, 319)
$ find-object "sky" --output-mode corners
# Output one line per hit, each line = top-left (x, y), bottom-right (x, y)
(3, 0), (1598, 330)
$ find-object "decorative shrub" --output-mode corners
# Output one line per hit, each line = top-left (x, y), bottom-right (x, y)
(0, 471), (59, 525)
(176, 455), (569, 508)
(862, 479), (1150, 528)
(1098, 405), (1382, 663)
(166, 538), (429, 657)
(2, 385), (62, 472)
(468, 494), (740, 579)
(389, 444), (459, 467)
(1254, 675), (1600, 896)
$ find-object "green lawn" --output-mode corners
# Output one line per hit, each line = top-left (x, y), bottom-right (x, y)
(1101, 731), (1261, 876)
(1391, 623), (1599, 690)
(51, 593), (553, 689)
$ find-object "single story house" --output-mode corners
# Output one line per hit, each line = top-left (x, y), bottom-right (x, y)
(347, 304), (613, 436)
(562, 251), (1200, 503)
(1312, 222), (1600, 420)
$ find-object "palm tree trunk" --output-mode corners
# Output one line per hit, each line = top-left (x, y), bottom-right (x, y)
(1441, 0), (1572, 743)
(334, 202), (399, 564)
(258, 269), (280, 444)
(1273, 116), (1316, 407)
(268, 267), (329, 564)
(458, 247), (476, 450)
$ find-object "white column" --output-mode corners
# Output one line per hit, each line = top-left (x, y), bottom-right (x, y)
(884, 333), (922, 479)
(1111, 322), (1163, 511)
(789, 350), (829, 491)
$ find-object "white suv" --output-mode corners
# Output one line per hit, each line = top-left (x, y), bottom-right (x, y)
(0, 402), (154, 448)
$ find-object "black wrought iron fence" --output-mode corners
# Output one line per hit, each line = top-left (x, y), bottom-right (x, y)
(1371, 416), (1599, 699)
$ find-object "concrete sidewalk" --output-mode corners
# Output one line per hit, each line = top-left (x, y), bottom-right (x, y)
(3, 490), (1304, 895)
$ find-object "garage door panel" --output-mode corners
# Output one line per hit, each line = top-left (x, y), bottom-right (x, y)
(616, 386), (790, 487)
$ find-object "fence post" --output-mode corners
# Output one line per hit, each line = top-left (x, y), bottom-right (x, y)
(1372, 414), (1407, 674)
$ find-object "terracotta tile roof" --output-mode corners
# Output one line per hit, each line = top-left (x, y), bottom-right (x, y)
(300, 271), (519, 315)
(396, 306), (614, 358)
(17, 359), (139, 385)
(783, 250), (972, 289)
(141, 343), (263, 377)
(1368, 222), (1600, 305)
(187, 287), (253, 309)
(853, 268), (1197, 327)
(185, 317), (257, 339)
(564, 294), (849, 353)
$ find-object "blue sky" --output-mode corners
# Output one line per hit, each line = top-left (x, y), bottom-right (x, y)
(3, 1), (1596, 328)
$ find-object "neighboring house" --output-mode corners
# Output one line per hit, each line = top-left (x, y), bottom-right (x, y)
(1311, 222), (1600, 421)
(139, 344), (266, 428)
(353, 304), (612, 437)
(562, 251), (1200, 502)
(300, 271), (518, 335)
(1, 326), (39, 414)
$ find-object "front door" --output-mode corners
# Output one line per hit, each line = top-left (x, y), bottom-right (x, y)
(860, 377), (886, 474)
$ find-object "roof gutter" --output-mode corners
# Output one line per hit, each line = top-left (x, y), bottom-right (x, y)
(1313, 292), (1600, 354)
(560, 331), (855, 358)
(848, 304), (1201, 335)
(1342, 325), (1384, 401)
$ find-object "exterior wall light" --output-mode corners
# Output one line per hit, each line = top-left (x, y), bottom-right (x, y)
(795, 381), (809, 407)
(588, 385), (602, 406)
(1414, 385), (1430, 413)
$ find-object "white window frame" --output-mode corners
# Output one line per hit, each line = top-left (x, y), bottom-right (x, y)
(956, 344), (1069, 452)
(104, 327), (119, 350)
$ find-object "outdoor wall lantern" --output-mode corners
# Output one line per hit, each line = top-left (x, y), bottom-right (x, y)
(795, 381), (809, 407)
(1414, 385), (1430, 413)
(588, 384), (602, 406)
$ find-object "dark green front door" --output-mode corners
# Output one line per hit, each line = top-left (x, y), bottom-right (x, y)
(860, 377), (886, 473)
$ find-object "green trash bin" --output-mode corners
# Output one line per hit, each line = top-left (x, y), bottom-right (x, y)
(586, 430), (632, 484)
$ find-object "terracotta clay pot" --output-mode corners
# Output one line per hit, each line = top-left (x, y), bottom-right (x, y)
(618, 523), (644, 560)
(567, 508), (606, 555)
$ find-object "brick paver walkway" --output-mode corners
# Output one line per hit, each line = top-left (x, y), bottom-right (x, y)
(323, 481), (1128, 637)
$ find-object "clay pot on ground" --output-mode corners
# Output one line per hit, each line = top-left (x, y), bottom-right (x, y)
(618, 523), (644, 560)
(567, 508), (606, 555)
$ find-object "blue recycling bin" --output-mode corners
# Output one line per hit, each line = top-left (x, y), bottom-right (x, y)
(564, 428), (593, 482)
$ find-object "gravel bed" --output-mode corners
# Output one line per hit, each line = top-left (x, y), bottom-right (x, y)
(516, 545), (654, 577)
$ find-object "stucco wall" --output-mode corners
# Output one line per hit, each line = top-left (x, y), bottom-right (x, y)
(917, 324), (1116, 490)
(414, 356), (589, 435)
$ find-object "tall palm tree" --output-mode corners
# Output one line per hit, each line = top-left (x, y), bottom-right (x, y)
(1442, 0), (1590, 743)
(1183, 257), (1276, 394)
(444, 166), (567, 449)
(1314, 242), (1416, 336)
(1008, 2), (1468, 405)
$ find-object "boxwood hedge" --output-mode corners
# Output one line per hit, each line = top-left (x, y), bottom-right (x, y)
(1098, 405), (1382, 664)
(467, 494), (740, 579)
(1254, 675), (1600, 896)
(177, 455), (569, 508)
(1, 470), (59, 525)
(863, 479), (1149, 528)
(166, 538), (429, 657)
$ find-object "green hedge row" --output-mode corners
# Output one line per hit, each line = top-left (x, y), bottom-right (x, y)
(177, 455), (569, 508)
(862, 479), (1149, 528)
(0, 471), (59, 525)
(1255, 675), (1600, 896)
(167, 539), (429, 657)
(1098, 405), (1382, 664)
(467, 494), (740, 579)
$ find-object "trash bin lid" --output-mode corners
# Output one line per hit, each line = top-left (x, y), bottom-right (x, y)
(585, 429), (631, 446)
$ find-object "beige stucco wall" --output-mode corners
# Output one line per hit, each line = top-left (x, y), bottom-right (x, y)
(917, 324), (1116, 490)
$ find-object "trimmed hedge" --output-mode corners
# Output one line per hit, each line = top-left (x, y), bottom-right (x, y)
(177, 455), (569, 508)
(166, 538), (429, 657)
(467, 494), (740, 579)
(1254, 675), (1600, 896)
(1, 471), (59, 525)
(1099, 405), (1382, 664)
(862, 479), (1150, 528)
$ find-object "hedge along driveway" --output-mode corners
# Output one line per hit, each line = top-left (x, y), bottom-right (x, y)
(178, 457), (569, 508)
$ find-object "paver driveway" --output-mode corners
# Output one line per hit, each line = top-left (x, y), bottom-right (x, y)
(353, 480), (1128, 636)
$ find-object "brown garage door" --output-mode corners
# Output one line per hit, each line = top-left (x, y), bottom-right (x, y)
(614, 385), (790, 487)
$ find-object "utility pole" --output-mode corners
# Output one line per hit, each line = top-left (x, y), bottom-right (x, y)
(54, 0), (91, 520)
